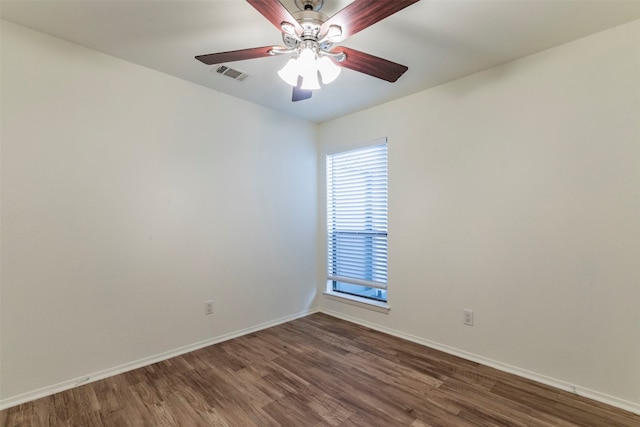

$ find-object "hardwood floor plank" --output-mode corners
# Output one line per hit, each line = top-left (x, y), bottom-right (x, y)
(2, 312), (639, 426)
(263, 392), (324, 426)
(300, 385), (356, 426)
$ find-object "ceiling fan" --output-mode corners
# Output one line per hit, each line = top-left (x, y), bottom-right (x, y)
(196, 0), (421, 102)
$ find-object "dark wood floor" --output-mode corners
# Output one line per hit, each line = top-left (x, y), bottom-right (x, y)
(2, 313), (639, 426)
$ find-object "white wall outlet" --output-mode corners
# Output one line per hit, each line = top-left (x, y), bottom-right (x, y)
(204, 300), (213, 315)
(463, 309), (474, 326)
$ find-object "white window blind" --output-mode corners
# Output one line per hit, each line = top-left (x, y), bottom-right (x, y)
(327, 142), (388, 291)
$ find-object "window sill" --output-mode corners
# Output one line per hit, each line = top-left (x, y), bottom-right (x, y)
(323, 291), (391, 314)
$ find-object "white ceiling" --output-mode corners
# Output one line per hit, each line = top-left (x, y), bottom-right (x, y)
(2, 0), (639, 123)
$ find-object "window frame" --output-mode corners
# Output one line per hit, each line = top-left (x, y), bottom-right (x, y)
(323, 138), (390, 312)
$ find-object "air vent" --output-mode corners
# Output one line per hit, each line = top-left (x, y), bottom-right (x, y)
(213, 65), (249, 82)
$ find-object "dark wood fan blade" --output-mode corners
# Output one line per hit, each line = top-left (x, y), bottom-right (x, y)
(246, 0), (303, 34)
(292, 76), (313, 102)
(334, 47), (408, 82)
(321, 0), (420, 42)
(195, 46), (274, 65)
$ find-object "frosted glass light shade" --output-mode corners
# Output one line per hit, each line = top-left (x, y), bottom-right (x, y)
(298, 48), (317, 76)
(301, 69), (321, 90)
(298, 47), (320, 90)
(278, 58), (300, 86)
(317, 56), (341, 84)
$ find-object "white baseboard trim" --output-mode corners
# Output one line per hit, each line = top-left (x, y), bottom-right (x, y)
(319, 308), (640, 416)
(0, 307), (319, 411)
(3, 307), (638, 416)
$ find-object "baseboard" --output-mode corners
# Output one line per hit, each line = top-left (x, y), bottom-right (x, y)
(0, 307), (319, 411)
(319, 308), (640, 416)
(4, 306), (637, 416)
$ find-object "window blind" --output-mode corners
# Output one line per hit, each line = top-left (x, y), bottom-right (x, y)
(327, 142), (388, 290)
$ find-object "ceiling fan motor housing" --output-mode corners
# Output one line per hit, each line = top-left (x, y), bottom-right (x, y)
(282, 7), (333, 53)
(283, 9), (331, 54)
(293, 10), (326, 39)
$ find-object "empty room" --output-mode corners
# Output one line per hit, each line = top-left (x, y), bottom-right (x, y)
(1, 0), (639, 425)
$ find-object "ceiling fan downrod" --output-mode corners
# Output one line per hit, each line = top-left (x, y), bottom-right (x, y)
(295, 0), (324, 12)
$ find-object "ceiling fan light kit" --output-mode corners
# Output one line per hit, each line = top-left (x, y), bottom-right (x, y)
(195, 0), (421, 102)
(276, 40), (343, 90)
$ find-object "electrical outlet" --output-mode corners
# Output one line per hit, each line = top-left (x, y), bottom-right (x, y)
(205, 300), (213, 315)
(463, 309), (474, 326)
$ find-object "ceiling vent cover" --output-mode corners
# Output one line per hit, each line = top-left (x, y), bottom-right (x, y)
(213, 65), (249, 82)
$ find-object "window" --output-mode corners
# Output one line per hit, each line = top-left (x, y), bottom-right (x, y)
(326, 141), (388, 303)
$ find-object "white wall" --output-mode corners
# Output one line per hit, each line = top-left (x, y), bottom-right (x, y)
(318, 20), (640, 410)
(0, 21), (317, 402)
